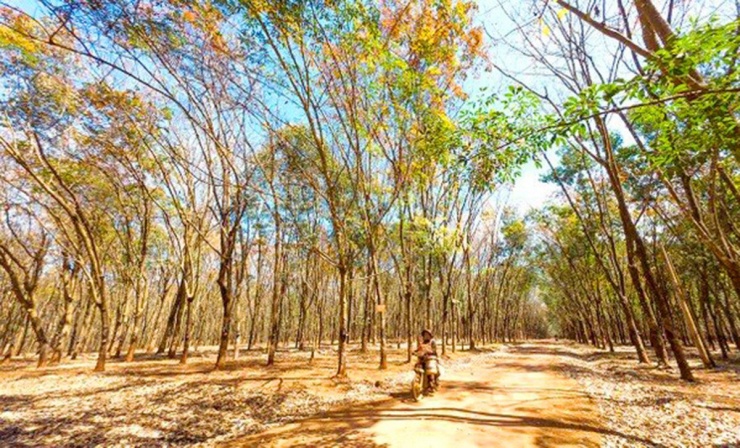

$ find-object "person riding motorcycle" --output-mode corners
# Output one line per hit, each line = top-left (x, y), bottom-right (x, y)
(415, 329), (439, 393)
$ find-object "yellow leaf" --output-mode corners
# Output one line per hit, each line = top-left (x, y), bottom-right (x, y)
(0, 24), (39, 56)
(557, 8), (568, 20)
(182, 10), (196, 23)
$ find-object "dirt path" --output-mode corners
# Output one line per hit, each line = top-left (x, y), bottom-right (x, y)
(222, 342), (605, 447)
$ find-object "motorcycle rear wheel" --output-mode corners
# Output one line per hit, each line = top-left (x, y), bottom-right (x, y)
(411, 373), (425, 402)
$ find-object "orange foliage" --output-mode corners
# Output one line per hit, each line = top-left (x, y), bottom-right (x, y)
(377, 0), (483, 99)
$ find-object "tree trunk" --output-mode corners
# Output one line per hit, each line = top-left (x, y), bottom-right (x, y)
(361, 263), (371, 353)
(215, 251), (234, 369)
(179, 296), (194, 364)
(167, 293), (186, 359)
(336, 265), (349, 377)
(719, 285), (740, 351)
(71, 295), (95, 359)
(619, 292), (651, 363)
(661, 246), (715, 369)
(248, 241), (264, 350)
(465, 247), (475, 350)
(158, 290), (184, 354)
(369, 245), (387, 370)
(126, 275), (149, 363)
(405, 271), (413, 363)
(94, 300), (109, 372)
(595, 116), (688, 377)
(267, 229), (283, 366)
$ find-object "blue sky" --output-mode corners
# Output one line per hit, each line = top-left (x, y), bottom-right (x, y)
(467, 0), (559, 213)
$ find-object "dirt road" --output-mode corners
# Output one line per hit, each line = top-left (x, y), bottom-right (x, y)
(223, 343), (605, 447)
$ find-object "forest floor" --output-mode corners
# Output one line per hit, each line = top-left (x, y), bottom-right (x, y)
(0, 341), (738, 447)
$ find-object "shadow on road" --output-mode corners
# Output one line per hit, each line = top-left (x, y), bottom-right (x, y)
(221, 396), (664, 448)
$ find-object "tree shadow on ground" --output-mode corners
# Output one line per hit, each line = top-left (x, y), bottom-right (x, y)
(221, 396), (664, 448)
(0, 378), (344, 448)
(0, 412), (193, 448)
(220, 412), (391, 448)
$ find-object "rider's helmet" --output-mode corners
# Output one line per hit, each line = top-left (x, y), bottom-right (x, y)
(421, 329), (433, 339)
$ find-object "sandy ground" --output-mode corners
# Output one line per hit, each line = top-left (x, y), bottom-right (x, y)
(1, 341), (738, 447)
(222, 343), (605, 448)
(556, 343), (740, 448)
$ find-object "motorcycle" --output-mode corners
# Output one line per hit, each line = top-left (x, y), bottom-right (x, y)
(411, 353), (440, 401)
